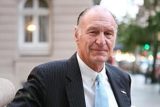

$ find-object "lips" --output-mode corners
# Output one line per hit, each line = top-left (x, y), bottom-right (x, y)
(91, 48), (108, 52)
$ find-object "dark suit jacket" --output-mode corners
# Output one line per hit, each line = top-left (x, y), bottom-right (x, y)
(8, 54), (131, 107)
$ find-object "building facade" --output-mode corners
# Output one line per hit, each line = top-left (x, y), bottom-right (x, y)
(0, 0), (98, 89)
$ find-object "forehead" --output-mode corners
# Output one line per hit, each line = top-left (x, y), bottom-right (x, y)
(79, 8), (117, 29)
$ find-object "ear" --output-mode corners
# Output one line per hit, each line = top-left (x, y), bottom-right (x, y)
(74, 26), (79, 42)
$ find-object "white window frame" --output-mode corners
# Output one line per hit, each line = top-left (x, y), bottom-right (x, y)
(18, 0), (51, 55)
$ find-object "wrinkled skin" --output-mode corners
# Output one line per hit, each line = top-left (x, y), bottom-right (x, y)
(74, 6), (117, 72)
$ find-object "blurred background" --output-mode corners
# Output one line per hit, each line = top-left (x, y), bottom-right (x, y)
(0, 0), (160, 107)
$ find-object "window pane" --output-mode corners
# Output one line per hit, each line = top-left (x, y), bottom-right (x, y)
(39, 0), (48, 8)
(93, 0), (101, 5)
(25, 16), (34, 42)
(39, 16), (48, 42)
(25, 0), (33, 8)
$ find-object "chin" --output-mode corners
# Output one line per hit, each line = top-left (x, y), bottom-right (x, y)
(93, 57), (107, 63)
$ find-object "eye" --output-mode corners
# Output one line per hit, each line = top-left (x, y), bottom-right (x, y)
(104, 31), (112, 35)
(104, 32), (113, 38)
(89, 30), (99, 36)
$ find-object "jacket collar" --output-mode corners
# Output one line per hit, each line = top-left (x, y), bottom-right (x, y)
(65, 53), (86, 107)
(106, 64), (131, 107)
(65, 53), (130, 107)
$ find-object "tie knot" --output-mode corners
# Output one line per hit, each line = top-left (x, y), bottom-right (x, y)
(96, 74), (103, 83)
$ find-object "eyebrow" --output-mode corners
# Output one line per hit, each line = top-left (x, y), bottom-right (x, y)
(87, 26), (98, 31)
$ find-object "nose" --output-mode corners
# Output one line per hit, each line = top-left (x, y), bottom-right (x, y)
(95, 33), (106, 46)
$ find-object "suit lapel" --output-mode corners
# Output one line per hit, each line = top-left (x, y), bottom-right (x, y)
(106, 65), (130, 107)
(65, 54), (86, 107)
(64, 54), (130, 107)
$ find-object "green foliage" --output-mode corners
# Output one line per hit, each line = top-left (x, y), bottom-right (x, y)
(144, 0), (158, 10)
(118, 22), (152, 52)
(117, 0), (160, 53)
(147, 12), (160, 32)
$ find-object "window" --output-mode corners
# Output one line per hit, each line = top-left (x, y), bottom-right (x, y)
(93, 0), (101, 5)
(19, 0), (50, 55)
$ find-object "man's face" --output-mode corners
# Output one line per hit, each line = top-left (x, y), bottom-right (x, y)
(75, 8), (117, 70)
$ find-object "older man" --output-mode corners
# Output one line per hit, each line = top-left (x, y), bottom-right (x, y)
(8, 5), (131, 107)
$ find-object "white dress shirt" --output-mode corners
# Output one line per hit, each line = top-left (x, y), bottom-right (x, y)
(77, 54), (118, 107)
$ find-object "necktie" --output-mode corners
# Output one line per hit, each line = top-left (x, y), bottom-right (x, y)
(95, 74), (109, 107)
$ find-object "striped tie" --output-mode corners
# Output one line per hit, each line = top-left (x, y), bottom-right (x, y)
(95, 74), (109, 107)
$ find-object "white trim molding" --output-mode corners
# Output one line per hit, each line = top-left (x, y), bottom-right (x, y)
(18, 0), (51, 55)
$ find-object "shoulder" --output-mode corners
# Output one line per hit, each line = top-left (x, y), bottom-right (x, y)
(106, 64), (130, 78)
(106, 64), (131, 87)
(33, 53), (77, 74)
(26, 59), (70, 90)
(30, 59), (69, 77)
(37, 59), (68, 70)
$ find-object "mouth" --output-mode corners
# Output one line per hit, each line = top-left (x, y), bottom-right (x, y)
(90, 49), (108, 56)
(91, 48), (108, 52)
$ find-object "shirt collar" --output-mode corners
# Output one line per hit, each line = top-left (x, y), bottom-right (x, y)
(76, 54), (107, 87)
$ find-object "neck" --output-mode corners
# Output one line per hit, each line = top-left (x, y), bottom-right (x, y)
(89, 63), (104, 72)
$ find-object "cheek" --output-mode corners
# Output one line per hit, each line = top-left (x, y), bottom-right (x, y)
(78, 36), (96, 51)
(106, 39), (114, 48)
(108, 38), (116, 47)
(112, 39), (116, 48)
(83, 37), (94, 46)
(78, 38), (89, 50)
(111, 40), (115, 47)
